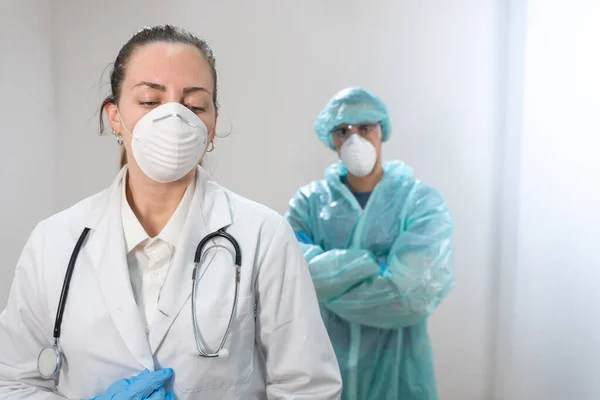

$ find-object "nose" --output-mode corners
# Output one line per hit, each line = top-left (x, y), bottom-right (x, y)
(165, 88), (187, 105)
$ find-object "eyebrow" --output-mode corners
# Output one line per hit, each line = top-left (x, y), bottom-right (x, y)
(133, 81), (210, 95)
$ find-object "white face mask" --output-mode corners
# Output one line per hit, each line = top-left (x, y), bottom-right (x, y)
(339, 134), (378, 177)
(119, 102), (209, 183)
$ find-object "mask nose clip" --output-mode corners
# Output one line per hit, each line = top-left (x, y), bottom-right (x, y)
(152, 113), (198, 128)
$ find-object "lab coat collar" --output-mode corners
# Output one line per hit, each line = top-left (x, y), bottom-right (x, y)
(83, 165), (233, 367)
(83, 167), (153, 370)
(120, 170), (150, 252)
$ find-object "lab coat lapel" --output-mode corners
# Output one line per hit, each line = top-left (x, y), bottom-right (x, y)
(149, 167), (233, 353)
(85, 170), (154, 370)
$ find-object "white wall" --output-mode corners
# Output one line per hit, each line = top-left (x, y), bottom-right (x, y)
(50, 1), (503, 398)
(496, 1), (600, 399)
(0, 0), (57, 307)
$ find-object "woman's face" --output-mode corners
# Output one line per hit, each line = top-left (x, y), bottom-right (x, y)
(105, 42), (217, 177)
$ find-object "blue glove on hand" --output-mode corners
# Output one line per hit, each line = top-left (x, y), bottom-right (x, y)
(295, 231), (314, 245)
(91, 368), (174, 400)
(378, 261), (388, 273)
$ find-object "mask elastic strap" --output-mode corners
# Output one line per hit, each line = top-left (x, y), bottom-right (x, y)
(117, 109), (135, 140)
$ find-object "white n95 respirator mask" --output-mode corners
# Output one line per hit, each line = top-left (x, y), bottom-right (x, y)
(120, 102), (209, 183)
(340, 134), (378, 177)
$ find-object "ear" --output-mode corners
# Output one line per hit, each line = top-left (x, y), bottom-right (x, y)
(104, 102), (121, 134)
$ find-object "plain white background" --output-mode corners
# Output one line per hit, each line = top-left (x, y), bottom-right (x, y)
(1, 0), (598, 399)
(0, 1), (58, 314)
(494, 1), (600, 399)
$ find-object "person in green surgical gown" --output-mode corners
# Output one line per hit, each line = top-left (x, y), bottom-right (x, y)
(285, 87), (456, 400)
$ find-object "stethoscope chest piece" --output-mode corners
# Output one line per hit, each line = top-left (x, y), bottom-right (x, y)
(38, 340), (63, 379)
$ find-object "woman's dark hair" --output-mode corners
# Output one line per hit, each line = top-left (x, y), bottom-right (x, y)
(99, 25), (218, 168)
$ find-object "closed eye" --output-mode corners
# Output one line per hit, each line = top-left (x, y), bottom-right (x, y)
(187, 106), (206, 113)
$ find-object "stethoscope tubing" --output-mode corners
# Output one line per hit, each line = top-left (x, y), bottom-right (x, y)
(40, 225), (242, 378)
(192, 227), (242, 358)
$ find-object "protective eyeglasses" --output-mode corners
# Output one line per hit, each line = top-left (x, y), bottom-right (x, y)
(331, 122), (380, 141)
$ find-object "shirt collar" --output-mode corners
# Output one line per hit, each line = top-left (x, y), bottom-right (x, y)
(121, 170), (196, 253)
(158, 174), (195, 247)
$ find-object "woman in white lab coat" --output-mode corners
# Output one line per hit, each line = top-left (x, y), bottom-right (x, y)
(0, 25), (342, 399)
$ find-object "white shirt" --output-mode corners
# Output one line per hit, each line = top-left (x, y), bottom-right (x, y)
(121, 172), (195, 332)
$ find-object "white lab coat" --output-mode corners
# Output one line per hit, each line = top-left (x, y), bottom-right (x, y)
(0, 167), (342, 399)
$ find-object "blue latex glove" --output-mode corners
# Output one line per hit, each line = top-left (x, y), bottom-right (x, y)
(295, 231), (314, 245)
(91, 368), (174, 400)
(378, 261), (388, 273)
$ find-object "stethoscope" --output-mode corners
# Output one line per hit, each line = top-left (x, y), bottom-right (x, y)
(37, 226), (242, 379)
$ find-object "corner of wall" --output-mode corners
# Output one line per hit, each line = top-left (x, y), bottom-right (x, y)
(491, 0), (527, 398)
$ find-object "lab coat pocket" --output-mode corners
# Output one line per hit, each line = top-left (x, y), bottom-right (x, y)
(174, 294), (255, 392)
